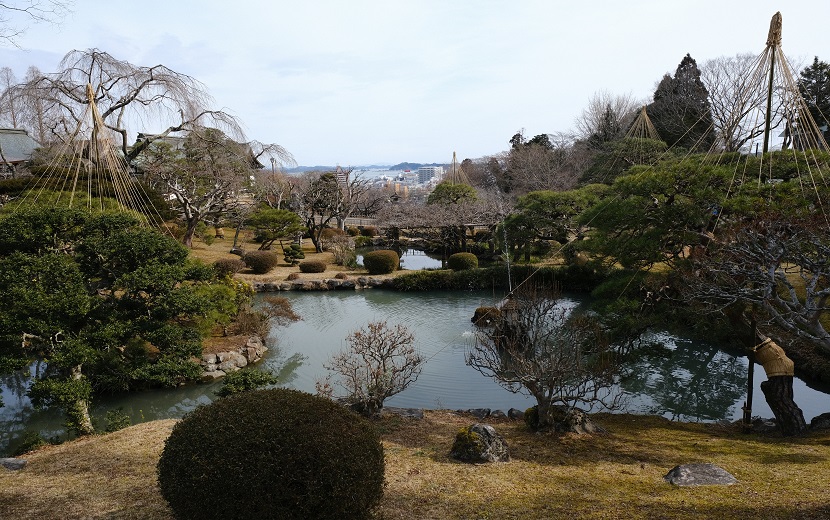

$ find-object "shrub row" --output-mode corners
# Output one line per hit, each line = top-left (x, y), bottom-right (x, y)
(390, 264), (606, 292)
(320, 227), (345, 240)
(345, 226), (378, 237)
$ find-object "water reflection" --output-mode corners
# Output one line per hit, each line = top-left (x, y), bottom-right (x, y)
(0, 345), (303, 455)
(620, 332), (747, 421)
(1, 290), (827, 455)
(399, 249), (444, 270)
(356, 248), (444, 271)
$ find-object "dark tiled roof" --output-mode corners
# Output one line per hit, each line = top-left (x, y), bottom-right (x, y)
(0, 128), (40, 163)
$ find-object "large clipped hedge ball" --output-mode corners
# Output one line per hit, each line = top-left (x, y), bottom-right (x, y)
(362, 249), (399, 274)
(447, 252), (479, 271)
(157, 389), (385, 520)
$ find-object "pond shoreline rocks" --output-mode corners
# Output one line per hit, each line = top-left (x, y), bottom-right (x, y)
(252, 277), (394, 292)
(451, 423), (511, 463)
(200, 336), (267, 381)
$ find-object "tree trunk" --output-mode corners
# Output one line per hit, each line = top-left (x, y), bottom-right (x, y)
(311, 230), (323, 253)
(69, 399), (95, 436)
(760, 376), (807, 436)
(70, 365), (94, 436)
(535, 400), (553, 430)
(182, 218), (199, 248)
(231, 221), (244, 253)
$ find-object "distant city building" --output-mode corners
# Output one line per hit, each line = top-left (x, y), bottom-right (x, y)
(334, 165), (349, 186)
(417, 166), (443, 184)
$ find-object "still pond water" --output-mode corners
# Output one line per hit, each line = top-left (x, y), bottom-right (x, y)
(1, 289), (828, 455)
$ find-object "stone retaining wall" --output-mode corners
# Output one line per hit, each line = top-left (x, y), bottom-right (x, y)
(200, 336), (267, 382)
(252, 277), (394, 292)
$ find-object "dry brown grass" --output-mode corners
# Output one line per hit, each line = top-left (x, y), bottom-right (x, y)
(0, 420), (177, 519)
(2, 412), (830, 519)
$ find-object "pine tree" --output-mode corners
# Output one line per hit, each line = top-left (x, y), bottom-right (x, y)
(798, 56), (830, 142)
(647, 54), (715, 151)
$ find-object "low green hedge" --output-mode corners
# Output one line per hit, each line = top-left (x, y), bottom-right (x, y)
(390, 264), (606, 292)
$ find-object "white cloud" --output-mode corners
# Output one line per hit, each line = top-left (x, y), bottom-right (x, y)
(2, 0), (828, 165)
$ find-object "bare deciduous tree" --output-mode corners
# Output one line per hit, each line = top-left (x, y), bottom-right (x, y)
(324, 234), (357, 266)
(0, 66), (20, 127)
(467, 284), (623, 431)
(0, 66), (52, 143)
(498, 131), (583, 198)
(253, 169), (294, 209)
(319, 321), (423, 417)
(142, 126), (254, 247)
(700, 54), (770, 152)
(291, 170), (385, 252)
(21, 49), (243, 162)
(574, 90), (640, 145)
(0, 1), (72, 46)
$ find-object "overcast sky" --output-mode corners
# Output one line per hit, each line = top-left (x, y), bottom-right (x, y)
(1, 1), (828, 166)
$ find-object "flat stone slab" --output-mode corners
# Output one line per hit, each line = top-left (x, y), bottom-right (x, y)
(664, 463), (738, 486)
(1, 458), (27, 471)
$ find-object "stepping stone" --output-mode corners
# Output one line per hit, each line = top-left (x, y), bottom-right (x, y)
(664, 463), (738, 486)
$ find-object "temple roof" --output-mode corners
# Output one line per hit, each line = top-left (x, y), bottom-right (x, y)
(0, 128), (40, 163)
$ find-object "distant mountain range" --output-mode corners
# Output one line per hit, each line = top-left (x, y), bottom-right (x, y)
(284, 162), (447, 174)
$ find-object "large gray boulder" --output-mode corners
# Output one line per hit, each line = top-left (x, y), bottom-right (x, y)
(450, 423), (510, 463)
(810, 412), (830, 430)
(557, 408), (601, 434)
(663, 463), (738, 486)
(1, 458), (27, 471)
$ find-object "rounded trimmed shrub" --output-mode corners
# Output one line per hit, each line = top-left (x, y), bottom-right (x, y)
(157, 389), (385, 520)
(299, 260), (326, 273)
(334, 272), (349, 280)
(362, 249), (399, 274)
(447, 252), (479, 271)
(243, 250), (280, 274)
(213, 258), (246, 277)
(320, 227), (345, 240)
(286, 272), (300, 281)
(360, 226), (379, 237)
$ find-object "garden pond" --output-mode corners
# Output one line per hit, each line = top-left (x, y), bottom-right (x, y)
(1, 289), (828, 455)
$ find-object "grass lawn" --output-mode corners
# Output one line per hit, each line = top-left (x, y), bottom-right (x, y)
(1, 411), (829, 519)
